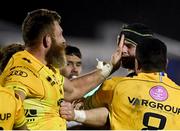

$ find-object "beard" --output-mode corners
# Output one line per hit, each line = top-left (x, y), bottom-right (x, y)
(45, 37), (66, 68)
(121, 56), (135, 70)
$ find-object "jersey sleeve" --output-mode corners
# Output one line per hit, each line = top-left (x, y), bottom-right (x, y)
(2, 65), (43, 98)
(13, 93), (27, 128)
(85, 77), (118, 109)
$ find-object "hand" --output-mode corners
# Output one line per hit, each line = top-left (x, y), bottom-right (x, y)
(110, 34), (125, 73)
(96, 58), (113, 78)
(60, 101), (75, 121)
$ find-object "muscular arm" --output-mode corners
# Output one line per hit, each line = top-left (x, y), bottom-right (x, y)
(82, 107), (109, 126)
(60, 101), (109, 127)
(64, 69), (105, 102)
(63, 35), (125, 102)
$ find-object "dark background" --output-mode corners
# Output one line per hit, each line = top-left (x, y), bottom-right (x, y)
(1, 0), (180, 84)
(1, 0), (180, 41)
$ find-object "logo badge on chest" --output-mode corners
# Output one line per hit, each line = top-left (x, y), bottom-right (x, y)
(149, 85), (168, 101)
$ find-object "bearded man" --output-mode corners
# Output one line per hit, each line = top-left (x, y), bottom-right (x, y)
(0, 9), (118, 130)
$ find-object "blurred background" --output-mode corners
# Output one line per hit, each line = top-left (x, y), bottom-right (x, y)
(0, 0), (180, 84)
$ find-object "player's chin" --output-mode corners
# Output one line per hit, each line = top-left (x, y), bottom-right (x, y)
(121, 56), (135, 70)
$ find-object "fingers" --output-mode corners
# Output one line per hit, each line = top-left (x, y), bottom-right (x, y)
(60, 101), (73, 113)
(115, 34), (125, 58)
(60, 101), (75, 120)
(110, 34), (125, 72)
(117, 34), (121, 45)
(119, 34), (125, 49)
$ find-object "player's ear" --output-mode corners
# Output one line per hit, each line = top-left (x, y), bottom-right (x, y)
(43, 34), (51, 48)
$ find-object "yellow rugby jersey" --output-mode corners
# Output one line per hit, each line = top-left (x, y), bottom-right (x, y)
(85, 72), (180, 130)
(0, 87), (26, 130)
(0, 50), (66, 130)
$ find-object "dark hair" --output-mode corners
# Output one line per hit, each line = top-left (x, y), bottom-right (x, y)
(118, 23), (153, 45)
(136, 37), (167, 72)
(22, 9), (61, 47)
(65, 45), (82, 59)
(0, 47), (3, 62)
(0, 43), (25, 72)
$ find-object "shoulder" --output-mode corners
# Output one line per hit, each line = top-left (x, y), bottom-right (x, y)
(105, 76), (128, 84)
(9, 50), (44, 73)
(101, 76), (126, 90)
(0, 87), (16, 101)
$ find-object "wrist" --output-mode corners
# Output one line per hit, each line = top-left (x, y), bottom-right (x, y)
(96, 58), (113, 78)
(74, 110), (86, 123)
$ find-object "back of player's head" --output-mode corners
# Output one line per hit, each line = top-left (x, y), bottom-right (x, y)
(0, 43), (25, 73)
(136, 37), (167, 72)
(22, 8), (61, 47)
(65, 45), (82, 59)
(118, 23), (153, 46)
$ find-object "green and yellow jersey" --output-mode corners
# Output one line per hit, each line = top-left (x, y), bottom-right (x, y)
(0, 50), (66, 130)
(85, 72), (180, 130)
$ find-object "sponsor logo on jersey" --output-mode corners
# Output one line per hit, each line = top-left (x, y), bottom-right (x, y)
(25, 109), (37, 122)
(7, 70), (28, 77)
(0, 113), (11, 121)
(128, 96), (180, 115)
(10, 66), (38, 78)
(25, 109), (37, 117)
(149, 85), (168, 101)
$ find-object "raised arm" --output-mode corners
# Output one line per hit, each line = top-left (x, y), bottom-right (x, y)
(63, 35), (124, 102)
(63, 69), (106, 101)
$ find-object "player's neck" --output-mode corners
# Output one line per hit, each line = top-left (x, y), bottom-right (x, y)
(25, 47), (47, 65)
